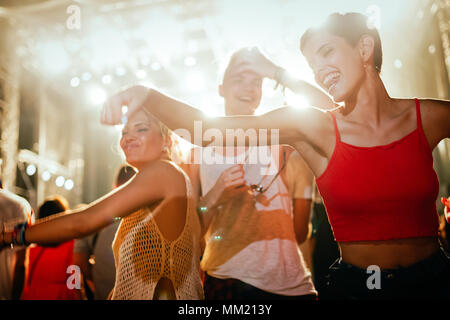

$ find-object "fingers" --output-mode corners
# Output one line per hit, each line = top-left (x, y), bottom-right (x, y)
(101, 86), (150, 126)
(220, 165), (247, 189)
(101, 94), (123, 125)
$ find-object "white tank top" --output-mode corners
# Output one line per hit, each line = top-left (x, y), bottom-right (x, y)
(200, 146), (316, 296)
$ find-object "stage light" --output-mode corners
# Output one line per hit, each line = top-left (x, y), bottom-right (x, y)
(184, 56), (197, 67)
(70, 77), (80, 87)
(88, 86), (107, 105)
(136, 69), (147, 79)
(36, 41), (70, 74)
(64, 179), (74, 190)
(366, 5), (381, 30)
(55, 176), (65, 187)
(102, 75), (112, 84)
(115, 66), (126, 76)
(42, 171), (51, 182)
(82, 72), (92, 81)
(262, 81), (276, 98)
(186, 72), (206, 92)
(140, 57), (150, 66)
(26, 164), (36, 176)
(88, 29), (129, 70)
(151, 62), (161, 71)
(286, 90), (308, 109)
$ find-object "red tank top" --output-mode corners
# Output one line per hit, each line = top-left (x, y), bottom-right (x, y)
(316, 99), (439, 242)
(21, 241), (80, 300)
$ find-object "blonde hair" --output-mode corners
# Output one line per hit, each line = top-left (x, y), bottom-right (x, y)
(139, 108), (185, 164)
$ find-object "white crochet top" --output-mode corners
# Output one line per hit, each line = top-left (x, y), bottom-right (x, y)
(111, 166), (204, 300)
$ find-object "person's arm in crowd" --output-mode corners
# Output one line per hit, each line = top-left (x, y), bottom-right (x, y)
(231, 47), (337, 109)
(101, 85), (332, 152)
(0, 161), (186, 248)
(283, 146), (314, 244)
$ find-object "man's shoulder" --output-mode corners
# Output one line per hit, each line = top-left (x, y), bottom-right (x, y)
(0, 189), (31, 218)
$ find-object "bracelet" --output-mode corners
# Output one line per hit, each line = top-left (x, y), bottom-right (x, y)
(11, 222), (29, 247)
(19, 222), (28, 246)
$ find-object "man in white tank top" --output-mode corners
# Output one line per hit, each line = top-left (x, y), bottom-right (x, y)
(185, 48), (332, 299)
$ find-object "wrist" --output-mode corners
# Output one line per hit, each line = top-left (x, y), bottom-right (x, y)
(269, 65), (281, 80)
(274, 67), (287, 84)
(198, 188), (222, 213)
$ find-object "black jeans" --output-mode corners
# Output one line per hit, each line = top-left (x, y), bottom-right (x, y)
(204, 274), (317, 300)
(322, 247), (450, 300)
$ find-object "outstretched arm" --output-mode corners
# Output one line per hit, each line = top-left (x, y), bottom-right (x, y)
(101, 85), (328, 148)
(1, 161), (185, 246)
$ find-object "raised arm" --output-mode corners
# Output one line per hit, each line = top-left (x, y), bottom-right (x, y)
(101, 85), (329, 148)
(1, 161), (186, 247)
(231, 47), (337, 109)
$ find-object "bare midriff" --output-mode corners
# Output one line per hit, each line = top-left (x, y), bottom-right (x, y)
(339, 237), (440, 269)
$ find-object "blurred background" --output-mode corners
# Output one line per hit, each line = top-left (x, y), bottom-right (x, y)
(0, 0), (448, 212)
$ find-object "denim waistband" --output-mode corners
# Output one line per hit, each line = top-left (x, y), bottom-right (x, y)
(329, 247), (450, 282)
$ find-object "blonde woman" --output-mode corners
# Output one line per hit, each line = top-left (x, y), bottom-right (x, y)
(1, 109), (204, 300)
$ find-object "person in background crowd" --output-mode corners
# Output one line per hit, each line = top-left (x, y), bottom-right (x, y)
(20, 196), (82, 300)
(0, 178), (33, 300)
(73, 165), (136, 300)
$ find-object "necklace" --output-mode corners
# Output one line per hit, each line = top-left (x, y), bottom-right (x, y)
(245, 150), (287, 195)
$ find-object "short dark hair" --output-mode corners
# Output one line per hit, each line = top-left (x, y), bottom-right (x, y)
(300, 12), (383, 73)
(38, 195), (69, 219)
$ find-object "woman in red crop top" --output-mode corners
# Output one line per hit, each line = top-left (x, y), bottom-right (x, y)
(99, 13), (450, 299)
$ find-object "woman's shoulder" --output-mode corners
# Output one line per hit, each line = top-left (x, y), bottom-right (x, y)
(140, 160), (188, 194)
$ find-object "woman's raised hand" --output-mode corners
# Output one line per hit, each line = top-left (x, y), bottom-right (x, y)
(101, 85), (151, 125)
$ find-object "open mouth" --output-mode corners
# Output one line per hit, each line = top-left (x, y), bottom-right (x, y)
(237, 96), (253, 103)
(322, 72), (340, 92)
(123, 144), (140, 152)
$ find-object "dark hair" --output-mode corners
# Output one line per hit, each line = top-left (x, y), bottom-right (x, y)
(0, 178), (2, 189)
(114, 165), (136, 188)
(300, 12), (383, 73)
(38, 196), (69, 219)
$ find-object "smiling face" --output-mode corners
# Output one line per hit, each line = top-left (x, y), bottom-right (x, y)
(220, 68), (263, 116)
(120, 110), (169, 170)
(302, 30), (366, 102)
